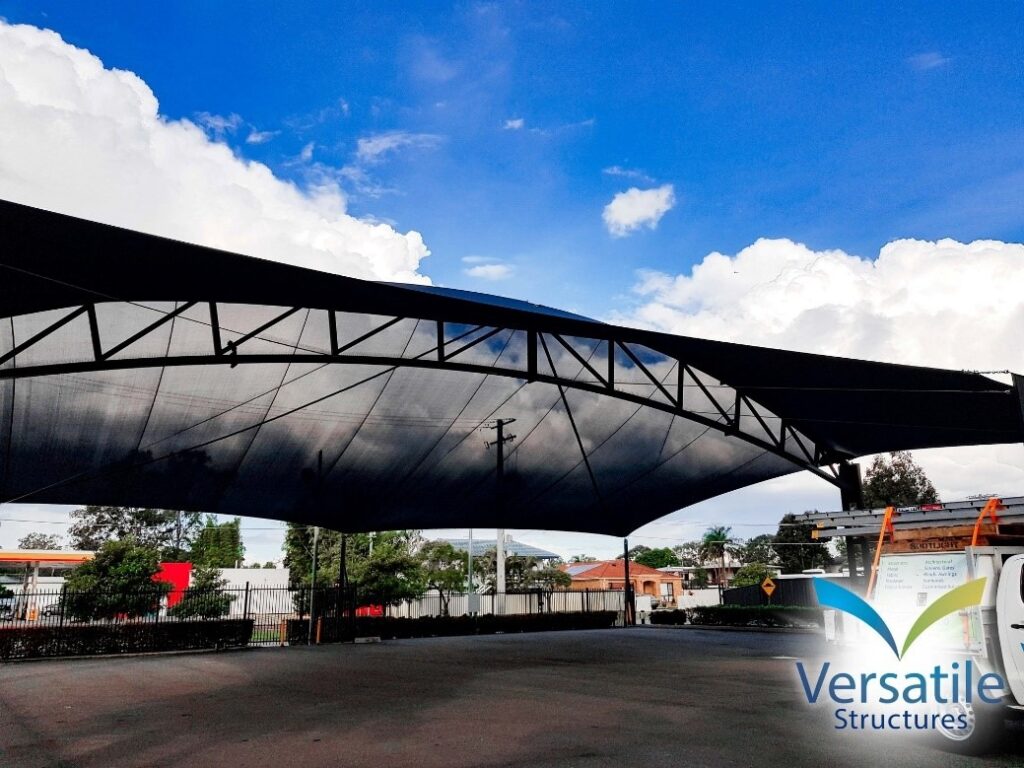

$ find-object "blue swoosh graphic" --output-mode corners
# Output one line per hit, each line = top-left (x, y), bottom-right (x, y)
(814, 578), (900, 658)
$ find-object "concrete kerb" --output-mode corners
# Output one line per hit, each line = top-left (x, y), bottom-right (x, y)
(642, 623), (822, 635)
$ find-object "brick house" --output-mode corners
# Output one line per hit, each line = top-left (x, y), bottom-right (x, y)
(560, 559), (684, 607)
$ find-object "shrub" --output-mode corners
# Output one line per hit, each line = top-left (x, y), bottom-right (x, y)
(0, 619), (254, 661)
(169, 566), (235, 619)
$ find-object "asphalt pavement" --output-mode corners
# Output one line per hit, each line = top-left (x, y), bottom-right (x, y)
(1, 626), (1022, 767)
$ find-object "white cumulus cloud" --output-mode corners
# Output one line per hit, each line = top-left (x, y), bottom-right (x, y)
(0, 21), (430, 283)
(503, 117), (524, 130)
(602, 184), (675, 237)
(465, 263), (513, 281)
(616, 236), (1024, 503)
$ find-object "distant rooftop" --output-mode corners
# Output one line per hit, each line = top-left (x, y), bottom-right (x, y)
(443, 539), (560, 560)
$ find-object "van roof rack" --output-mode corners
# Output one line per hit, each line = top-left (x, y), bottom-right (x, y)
(800, 496), (1024, 540)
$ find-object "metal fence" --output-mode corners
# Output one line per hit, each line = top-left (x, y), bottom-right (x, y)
(0, 585), (627, 654)
(722, 577), (843, 607)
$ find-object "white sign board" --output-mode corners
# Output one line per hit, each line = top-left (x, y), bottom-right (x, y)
(873, 553), (981, 652)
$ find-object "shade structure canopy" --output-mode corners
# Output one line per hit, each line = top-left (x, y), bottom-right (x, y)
(1, 200), (1022, 536)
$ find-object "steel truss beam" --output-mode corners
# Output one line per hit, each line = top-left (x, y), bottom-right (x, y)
(0, 302), (846, 486)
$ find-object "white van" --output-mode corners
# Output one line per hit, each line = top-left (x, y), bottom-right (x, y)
(826, 546), (1024, 752)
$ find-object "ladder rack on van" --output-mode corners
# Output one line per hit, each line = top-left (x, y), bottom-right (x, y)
(801, 496), (1024, 541)
(802, 495), (1024, 598)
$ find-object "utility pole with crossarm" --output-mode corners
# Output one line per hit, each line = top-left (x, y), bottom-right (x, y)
(485, 418), (516, 597)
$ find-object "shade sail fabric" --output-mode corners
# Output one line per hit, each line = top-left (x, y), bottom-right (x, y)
(1, 199), (1021, 536)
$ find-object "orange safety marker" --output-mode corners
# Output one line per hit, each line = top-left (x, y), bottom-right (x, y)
(970, 497), (1004, 546)
(866, 506), (896, 599)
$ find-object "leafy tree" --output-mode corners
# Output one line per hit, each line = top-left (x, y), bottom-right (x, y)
(861, 451), (939, 508)
(351, 543), (424, 605)
(190, 517), (244, 568)
(18, 532), (62, 550)
(474, 549), (570, 592)
(68, 506), (201, 555)
(627, 544), (651, 559)
(263, 561), (277, 569)
(63, 539), (171, 621)
(774, 513), (831, 574)
(633, 547), (680, 569)
(673, 541), (703, 567)
(735, 534), (778, 566)
(283, 524), (342, 587)
(569, 554), (597, 563)
(531, 564), (571, 590)
(699, 526), (734, 592)
(419, 540), (469, 616)
(283, 526), (425, 608)
(169, 565), (235, 619)
(730, 563), (776, 589)
(689, 568), (710, 589)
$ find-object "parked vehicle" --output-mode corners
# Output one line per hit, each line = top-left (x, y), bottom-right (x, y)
(807, 497), (1024, 753)
(39, 601), (63, 617)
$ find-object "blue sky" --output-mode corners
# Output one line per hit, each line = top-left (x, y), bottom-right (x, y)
(2, 3), (1024, 561)
(5, 2), (1023, 320)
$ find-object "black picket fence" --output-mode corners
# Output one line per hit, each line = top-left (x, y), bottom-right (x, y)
(0, 585), (626, 660)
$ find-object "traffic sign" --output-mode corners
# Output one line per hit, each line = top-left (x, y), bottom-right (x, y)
(761, 577), (776, 598)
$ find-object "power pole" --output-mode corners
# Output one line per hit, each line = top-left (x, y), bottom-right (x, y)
(485, 418), (516, 596)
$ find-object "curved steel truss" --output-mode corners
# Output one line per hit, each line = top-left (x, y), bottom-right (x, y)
(0, 300), (848, 487)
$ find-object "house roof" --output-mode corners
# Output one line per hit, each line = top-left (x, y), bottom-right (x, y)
(443, 538), (559, 559)
(560, 559), (677, 580)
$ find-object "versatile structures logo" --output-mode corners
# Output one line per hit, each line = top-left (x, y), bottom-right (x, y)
(794, 577), (1007, 732)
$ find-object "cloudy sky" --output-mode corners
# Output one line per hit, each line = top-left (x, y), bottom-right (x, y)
(1, 4), (1023, 562)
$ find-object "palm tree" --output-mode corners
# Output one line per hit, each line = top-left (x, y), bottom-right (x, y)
(699, 526), (734, 598)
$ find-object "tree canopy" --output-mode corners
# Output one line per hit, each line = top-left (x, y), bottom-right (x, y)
(735, 534), (777, 566)
(419, 540), (468, 616)
(190, 517), (244, 568)
(861, 451), (939, 508)
(17, 532), (62, 550)
(773, 513), (831, 574)
(68, 506), (202, 557)
(633, 547), (680, 569)
(729, 563), (776, 589)
(63, 539), (170, 620)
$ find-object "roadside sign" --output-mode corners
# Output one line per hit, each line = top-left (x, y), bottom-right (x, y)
(761, 577), (776, 600)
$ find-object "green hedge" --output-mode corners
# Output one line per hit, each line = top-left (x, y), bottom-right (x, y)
(688, 605), (823, 628)
(288, 610), (617, 644)
(0, 619), (254, 661)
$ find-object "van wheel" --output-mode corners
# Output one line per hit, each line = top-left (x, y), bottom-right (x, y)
(930, 700), (1003, 755)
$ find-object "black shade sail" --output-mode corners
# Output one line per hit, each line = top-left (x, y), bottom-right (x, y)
(1, 200), (1021, 536)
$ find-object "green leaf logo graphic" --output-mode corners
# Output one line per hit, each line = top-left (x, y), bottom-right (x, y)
(900, 577), (986, 657)
(814, 577), (986, 659)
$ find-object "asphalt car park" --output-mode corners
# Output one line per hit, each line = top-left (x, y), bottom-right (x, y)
(1, 627), (1022, 768)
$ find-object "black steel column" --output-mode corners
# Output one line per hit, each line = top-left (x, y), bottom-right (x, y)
(845, 537), (858, 588)
(857, 538), (872, 591)
(623, 538), (634, 626)
(838, 462), (863, 511)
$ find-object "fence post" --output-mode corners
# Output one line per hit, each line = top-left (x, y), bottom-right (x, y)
(243, 582), (251, 621)
(57, 583), (68, 656)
